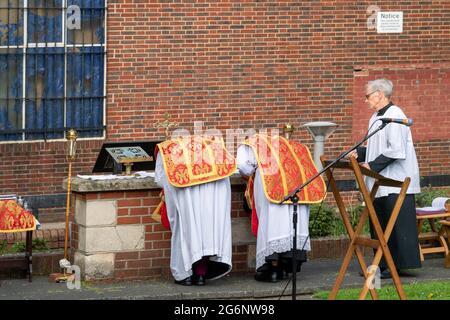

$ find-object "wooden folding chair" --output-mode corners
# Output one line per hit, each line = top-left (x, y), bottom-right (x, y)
(438, 218), (450, 268)
(321, 156), (410, 300)
(416, 202), (450, 262)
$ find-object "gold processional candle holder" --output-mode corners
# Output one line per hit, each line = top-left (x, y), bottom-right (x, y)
(283, 123), (294, 140)
(67, 129), (78, 161)
(64, 129), (77, 262)
(50, 129), (78, 283)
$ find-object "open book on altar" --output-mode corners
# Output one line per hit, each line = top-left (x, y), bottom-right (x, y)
(416, 197), (450, 214)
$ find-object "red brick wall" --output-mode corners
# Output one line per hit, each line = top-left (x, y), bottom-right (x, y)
(0, 1), (449, 219)
(353, 66), (450, 143)
(353, 66), (450, 175)
(70, 189), (255, 280)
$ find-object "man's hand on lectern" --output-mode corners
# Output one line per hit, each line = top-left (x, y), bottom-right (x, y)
(361, 163), (370, 170)
(346, 150), (358, 159)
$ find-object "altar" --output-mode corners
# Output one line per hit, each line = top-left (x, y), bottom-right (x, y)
(67, 173), (254, 281)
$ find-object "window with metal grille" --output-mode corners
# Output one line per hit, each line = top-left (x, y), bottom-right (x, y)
(0, 0), (106, 141)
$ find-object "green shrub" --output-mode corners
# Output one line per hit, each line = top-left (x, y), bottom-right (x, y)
(10, 241), (26, 253)
(415, 185), (450, 208)
(309, 203), (370, 238)
(32, 238), (49, 251)
(0, 240), (7, 254)
(329, 204), (370, 237)
(0, 238), (49, 255)
(309, 203), (336, 237)
(347, 204), (365, 229)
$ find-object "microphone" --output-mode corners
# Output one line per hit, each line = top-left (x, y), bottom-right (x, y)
(380, 118), (413, 126)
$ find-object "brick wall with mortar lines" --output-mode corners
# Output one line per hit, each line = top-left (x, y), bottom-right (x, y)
(68, 186), (375, 280)
(352, 66), (450, 176)
(0, 0), (449, 222)
(104, 188), (256, 280)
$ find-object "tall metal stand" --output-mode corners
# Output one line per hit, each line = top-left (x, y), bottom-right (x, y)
(291, 195), (299, 300)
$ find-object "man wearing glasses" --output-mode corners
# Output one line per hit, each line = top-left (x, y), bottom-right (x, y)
(350, 78), (421, 279)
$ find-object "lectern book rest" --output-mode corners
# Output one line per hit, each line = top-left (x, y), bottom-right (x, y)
(92, 141), (162, 174)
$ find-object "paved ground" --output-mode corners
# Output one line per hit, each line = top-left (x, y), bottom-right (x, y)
(0, 256), (448, 300)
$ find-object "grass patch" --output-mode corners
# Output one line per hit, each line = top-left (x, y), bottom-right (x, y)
(313, 280), (450, 300)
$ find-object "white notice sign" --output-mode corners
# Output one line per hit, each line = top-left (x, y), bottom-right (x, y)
(377, 12), (403, 33)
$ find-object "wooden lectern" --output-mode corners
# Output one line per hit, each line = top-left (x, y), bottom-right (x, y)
(321, 156), (410, 300)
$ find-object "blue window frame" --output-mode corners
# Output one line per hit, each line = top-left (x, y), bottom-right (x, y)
(0, 0), (106, 141)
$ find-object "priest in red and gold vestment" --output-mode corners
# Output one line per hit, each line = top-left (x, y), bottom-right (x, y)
(237, 134), (326, 282)
(153, 135), (236, 286)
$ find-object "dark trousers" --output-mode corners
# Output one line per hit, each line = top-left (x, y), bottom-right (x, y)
(370, 194), (421, 270)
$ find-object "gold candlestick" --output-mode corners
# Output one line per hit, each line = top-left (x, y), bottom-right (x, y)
(51, 129), (77, 283)
(64, 129), (77, 261)
(283, 123), (294, 140)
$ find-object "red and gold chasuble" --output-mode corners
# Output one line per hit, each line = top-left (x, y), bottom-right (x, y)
(157, 135), (236, 188)
(242, 134), (326, 204)
(0, 200), (36, 233)
(152, 135), (236, 230)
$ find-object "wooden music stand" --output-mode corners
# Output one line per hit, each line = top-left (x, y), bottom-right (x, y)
(321, 156), (410, 300)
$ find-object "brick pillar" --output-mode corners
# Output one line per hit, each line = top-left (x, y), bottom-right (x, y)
(72, 192), (145, 280)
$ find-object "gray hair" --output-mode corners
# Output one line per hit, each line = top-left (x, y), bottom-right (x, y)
(367, 78), (393, 98)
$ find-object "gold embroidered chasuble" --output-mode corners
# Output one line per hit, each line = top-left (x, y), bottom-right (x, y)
(157, 135), (236, 188)
(0, 200), (36, 233)
(242, 134), (326, 204)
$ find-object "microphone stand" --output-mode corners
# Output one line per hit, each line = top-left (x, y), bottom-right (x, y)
(280, 121), (388, 300)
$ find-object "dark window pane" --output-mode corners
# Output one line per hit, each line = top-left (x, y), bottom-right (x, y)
(0, 1), (106, 141)
(67, 46), (104, 137)
(0, 0), (24, 46)
(25, 47), (64, 140)
(0, 48), (22, 140)
(27, 0), (62, 43)
(67, 0), (105, 45)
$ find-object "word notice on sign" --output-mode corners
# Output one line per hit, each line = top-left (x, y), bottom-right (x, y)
(377, 12), (403, 33)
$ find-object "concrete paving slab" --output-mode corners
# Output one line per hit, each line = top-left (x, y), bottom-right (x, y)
(0, 257), (448, 300)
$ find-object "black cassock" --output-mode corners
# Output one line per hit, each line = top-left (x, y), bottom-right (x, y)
(357, 102), (422, 271)
(371, 194), (421, 270)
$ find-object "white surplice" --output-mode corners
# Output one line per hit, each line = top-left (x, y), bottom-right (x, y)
(365, 105), (421, 198)
(236, 145), (310, 270)
(154, 154), (232, 281)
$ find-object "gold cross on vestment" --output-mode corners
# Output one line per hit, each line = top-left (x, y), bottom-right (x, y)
(154, 113), (179, 139)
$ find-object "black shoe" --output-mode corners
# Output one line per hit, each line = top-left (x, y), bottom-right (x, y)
(254, 271), (280, 283)
(194, 275), (205, 286)
(277, 270), (289, 280)
(397, 270), (416, 277)
(175, 276), (192, 286)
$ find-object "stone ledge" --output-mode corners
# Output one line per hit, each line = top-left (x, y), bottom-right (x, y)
(67, 173), (247, 193)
